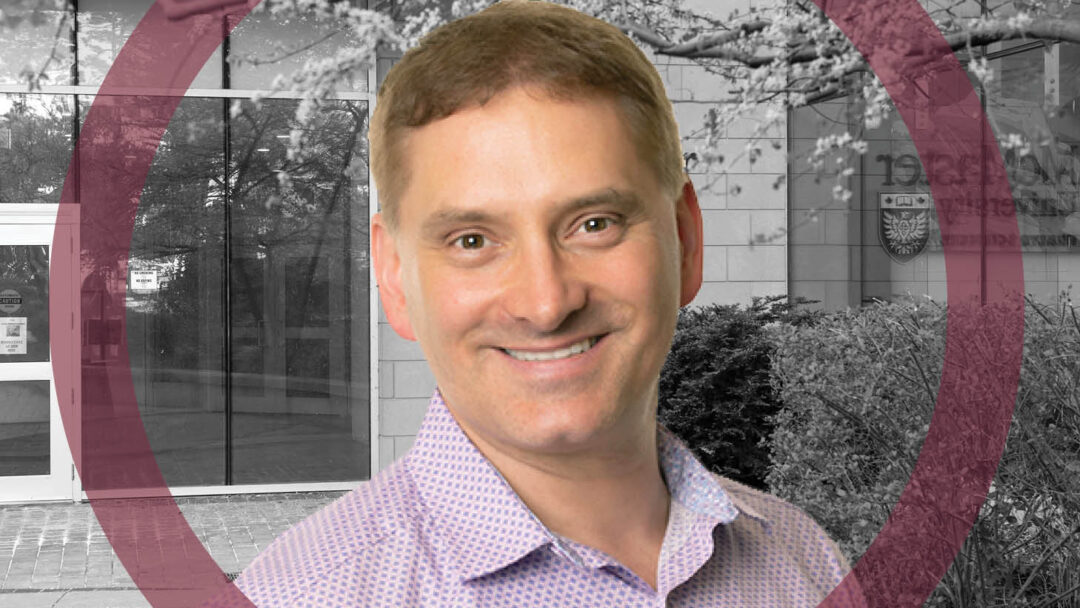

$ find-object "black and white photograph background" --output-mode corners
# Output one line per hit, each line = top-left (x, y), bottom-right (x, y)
(0, 0), (1077, 606)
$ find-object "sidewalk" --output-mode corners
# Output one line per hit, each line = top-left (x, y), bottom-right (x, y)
(0, 492), (345, 607)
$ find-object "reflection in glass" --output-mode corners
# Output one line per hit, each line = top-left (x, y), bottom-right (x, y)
(0, 3), (73, 86)
(0, 381), (50, 477)
(1061, 44), (1080, 105)
(229, 98), (370, 484)
(122, 96), (370, 487)
(0, 245), (50, 363)
(126, 97), (227, 487)
(228, 7), (368, 92)
(0, 95), (74, 205)
(988, 44), (1080, 254)
(77, 0), (223, 89)
(999, 43), (1044, 105)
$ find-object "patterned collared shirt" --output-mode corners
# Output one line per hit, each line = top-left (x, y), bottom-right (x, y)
(229, 392), (854, 607)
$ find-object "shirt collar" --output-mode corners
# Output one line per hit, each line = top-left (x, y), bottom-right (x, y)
(407, 391), (554, 581)
(656, 426), (769, 525)
(406, 390), (768, 582)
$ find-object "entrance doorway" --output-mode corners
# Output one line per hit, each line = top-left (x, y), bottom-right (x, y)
(0, 205), (78, 502)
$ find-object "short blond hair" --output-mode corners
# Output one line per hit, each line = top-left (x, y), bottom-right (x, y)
(368, 0), (685, 228)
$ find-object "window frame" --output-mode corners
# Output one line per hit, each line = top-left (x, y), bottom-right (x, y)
(0, 1), (381, 498)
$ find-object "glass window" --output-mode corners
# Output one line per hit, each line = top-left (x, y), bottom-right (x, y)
(227, 6), (369, 92)
(12, 0), (378, 490)
(77, 0), (223, 89)
(999, 43), (1044, 104)
(0, 94), (74, 205)
(0, 2), (73, 86)
(0, 381), (51, 476)
(123, 96), (228, 487)
(1060, 43), (1080, 105)
(229, 98), (370, 484)
(113, 95), (370, 487)
(988, 43), (1080, 300)
(0, 245), (50, 363)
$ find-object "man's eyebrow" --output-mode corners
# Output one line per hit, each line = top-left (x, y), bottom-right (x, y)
(559, 189), (646, 217)
(419, 189), (646, 239)
(420, 209), (505, 240)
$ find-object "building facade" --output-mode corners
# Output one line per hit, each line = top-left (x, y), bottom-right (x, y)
(788, 38), (1080, 309)
(1, 0), (1077, 503)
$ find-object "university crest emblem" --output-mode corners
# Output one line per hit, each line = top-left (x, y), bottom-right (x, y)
(879, 193), (931, 263)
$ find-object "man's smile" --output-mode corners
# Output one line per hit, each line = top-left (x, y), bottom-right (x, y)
(499, 335), (603, 362)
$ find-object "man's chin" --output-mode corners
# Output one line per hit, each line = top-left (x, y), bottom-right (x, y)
(504, 406), (623, 453)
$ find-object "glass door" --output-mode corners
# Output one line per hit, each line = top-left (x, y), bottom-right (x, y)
(0, 206), (78, 502)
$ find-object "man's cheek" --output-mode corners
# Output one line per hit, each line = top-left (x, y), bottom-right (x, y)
(607, 250), (674, 306)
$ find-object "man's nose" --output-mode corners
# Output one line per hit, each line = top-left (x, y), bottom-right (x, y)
(501, 240), (587, 333)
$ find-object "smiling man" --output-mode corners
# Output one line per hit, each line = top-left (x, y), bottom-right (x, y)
(230, 2), (856, 606)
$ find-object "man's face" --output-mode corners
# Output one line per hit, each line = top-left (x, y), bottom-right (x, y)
(372, 87), (702, 459)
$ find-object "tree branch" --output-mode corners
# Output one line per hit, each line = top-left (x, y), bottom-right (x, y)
(620, 20), (775, 67)
(625, 16), (1080, 71)
(943, 17), (1080, 51)
(657, 19), (771, 55)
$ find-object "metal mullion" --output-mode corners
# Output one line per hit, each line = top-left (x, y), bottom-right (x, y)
(983, 40), (1053, 62)
(367, 55), (380, 476)
(222, 12), (234, 486)
(71, 0), (82, 503)
(71, 0), (79, 87)
(0, 85), (92, 95)
(0, 84), (370, 103)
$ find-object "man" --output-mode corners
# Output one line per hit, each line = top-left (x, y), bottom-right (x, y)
(231, 2), (856, 605)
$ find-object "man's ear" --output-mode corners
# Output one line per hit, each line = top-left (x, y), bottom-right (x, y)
(675, 178), (704, 307)
(371, 212), (417, 341)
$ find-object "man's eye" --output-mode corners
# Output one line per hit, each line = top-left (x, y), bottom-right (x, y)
(455, 234), (486, 249)
(580, 217), (612, 233)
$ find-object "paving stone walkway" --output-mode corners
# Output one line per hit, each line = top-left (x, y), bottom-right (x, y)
(0, 492), (345, 602)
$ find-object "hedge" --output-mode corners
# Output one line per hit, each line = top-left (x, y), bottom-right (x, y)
(769, 298), (1080, 608)
(658, 296), (818, 489)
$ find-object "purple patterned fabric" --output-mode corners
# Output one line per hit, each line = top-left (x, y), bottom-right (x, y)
(228, 391), (854, 607)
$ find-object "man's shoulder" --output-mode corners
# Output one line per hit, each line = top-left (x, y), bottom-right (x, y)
(709, 475), (863, 605)
(232, 458), (429, 606)
(713, 474), (851, 570)
(713, 475), (817, 525)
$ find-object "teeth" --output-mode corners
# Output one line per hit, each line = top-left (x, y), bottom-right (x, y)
(504, 337), (598, 362)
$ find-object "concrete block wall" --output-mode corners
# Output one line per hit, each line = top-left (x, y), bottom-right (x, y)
(376, 303), (435, 470)
(654, 56), (789, 308)
(788, 101), (864, 310)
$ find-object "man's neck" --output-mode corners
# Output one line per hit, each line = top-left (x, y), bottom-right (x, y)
(463, 423), (671, 591)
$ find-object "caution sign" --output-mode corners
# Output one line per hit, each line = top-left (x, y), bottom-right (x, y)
(0, 289), (21, 314)
(0, 317), (27, 355)
(131, 270), (159, 292)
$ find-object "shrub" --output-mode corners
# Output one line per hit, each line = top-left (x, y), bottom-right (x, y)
(769, 297), (1080, 607)
(658, 295), (818, 489)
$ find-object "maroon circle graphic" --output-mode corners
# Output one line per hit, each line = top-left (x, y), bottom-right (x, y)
(51, 2), (258, 606)
(812, 0), (1024, 606)
(46, 1), (1025, 607)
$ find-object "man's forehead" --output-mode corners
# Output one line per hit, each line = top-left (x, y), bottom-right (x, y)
(391, 88), (652, 228)
(396, 84), (628, 158)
